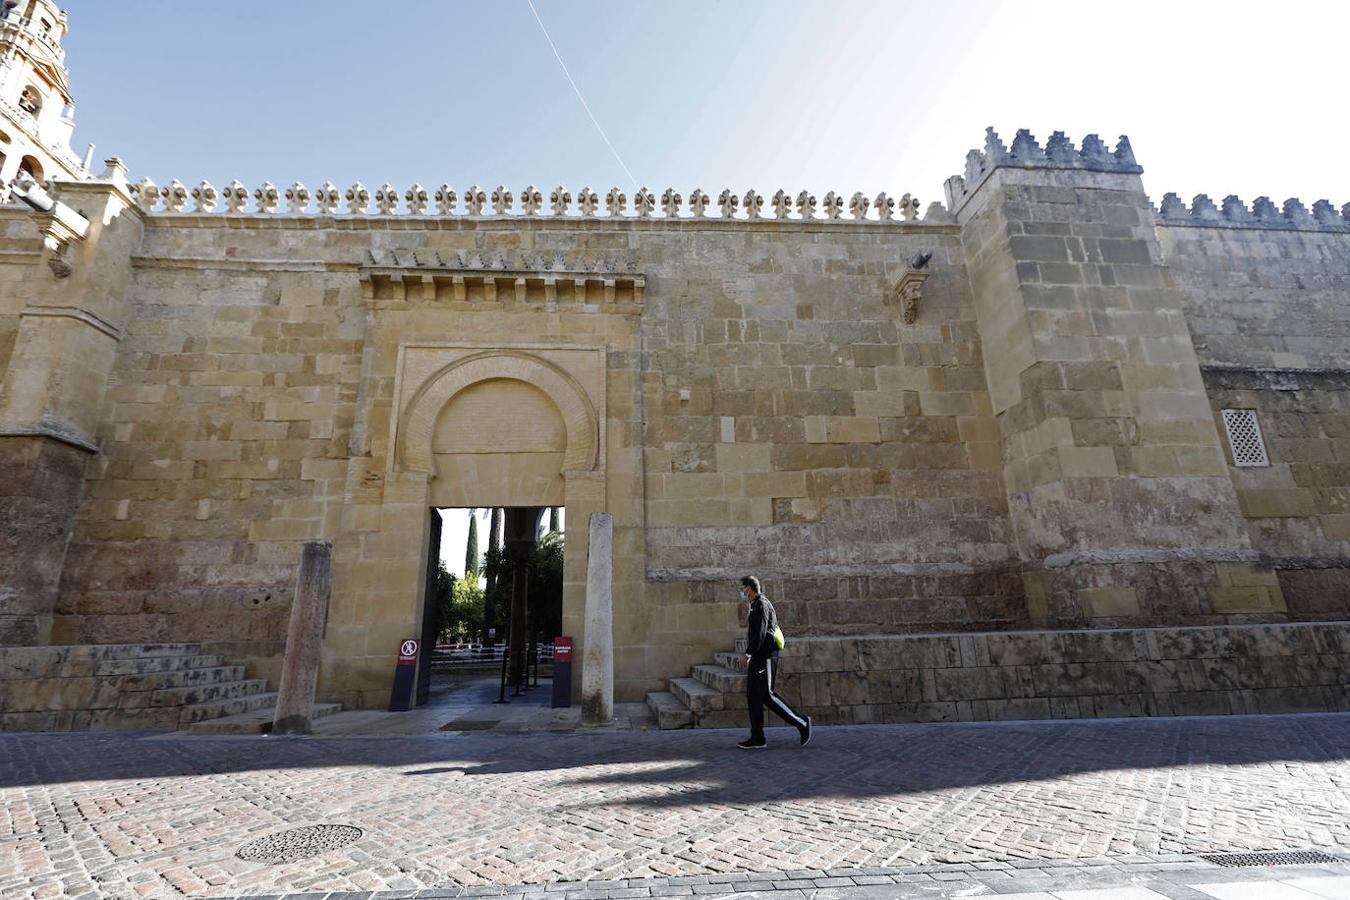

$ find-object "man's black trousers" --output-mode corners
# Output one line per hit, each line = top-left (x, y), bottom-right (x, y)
(746, 656), (806, 740)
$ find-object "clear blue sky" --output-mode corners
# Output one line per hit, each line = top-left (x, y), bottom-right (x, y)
(61, 1), (1349, 208)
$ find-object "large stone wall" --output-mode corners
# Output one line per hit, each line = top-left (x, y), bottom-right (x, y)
(2, 128), (1347, 716)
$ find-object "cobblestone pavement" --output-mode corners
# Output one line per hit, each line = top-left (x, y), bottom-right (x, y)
(1, 714), (1348, 899)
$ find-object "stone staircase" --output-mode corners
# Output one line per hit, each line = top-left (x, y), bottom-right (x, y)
(0, 643), (340, 733)
(646, 639), (750, 730)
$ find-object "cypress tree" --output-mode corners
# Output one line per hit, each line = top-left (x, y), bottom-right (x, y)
(465, 508), (479, 581)
(548, 506), (560, 533)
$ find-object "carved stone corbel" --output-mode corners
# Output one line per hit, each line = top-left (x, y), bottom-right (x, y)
(11, 174), (91, 278)
(888, 252), (933, 325)
(893, 270), (928, 324)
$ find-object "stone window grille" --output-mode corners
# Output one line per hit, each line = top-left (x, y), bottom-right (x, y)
(1221, 409), (1269, 467)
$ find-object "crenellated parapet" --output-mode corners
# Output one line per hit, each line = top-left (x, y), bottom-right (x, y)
(1156, 193), (1350, 233)
(944, 127), (1142, 213)
(121, 178), (954, 224)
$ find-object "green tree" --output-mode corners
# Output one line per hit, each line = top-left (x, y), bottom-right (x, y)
(528, 530), (565, 642)
(434, 557), (486, 643)
(448, 578), (485, 642)
(548, 506), (560, 533)
(432, 559), (456, 642)
(464, 507), (479, 581)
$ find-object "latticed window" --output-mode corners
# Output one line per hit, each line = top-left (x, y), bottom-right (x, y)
(1221, 409), (1270, 467)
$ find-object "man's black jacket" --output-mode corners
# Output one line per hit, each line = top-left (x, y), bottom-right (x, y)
(745, 595), (780, 664)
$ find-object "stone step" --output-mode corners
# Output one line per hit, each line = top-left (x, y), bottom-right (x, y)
(694, 663), (747, 696)
(669, 677), (723, 714)
(95, 654), (226, 676)
(186, 702), (343, 735)
(177, 691), (281, 726)
(93, 643), (206, 660)
(714, 651), (748, 672)
(118, 665), (248, 692)
(122, 678), (270, 710)
(644, 691), (692, 730)
(690, 708), (748, 730)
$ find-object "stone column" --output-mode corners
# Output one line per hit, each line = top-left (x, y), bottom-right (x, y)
(948, 128), (1263, 625)
(581, 512), (613, 724)
(272, 541), (333, 735)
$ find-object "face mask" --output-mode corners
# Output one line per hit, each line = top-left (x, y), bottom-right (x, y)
(739, 590), (748, 602)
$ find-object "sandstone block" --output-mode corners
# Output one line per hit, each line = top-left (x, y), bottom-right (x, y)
(1208, 586), (1287, 614)
(1075, 586), (1141, 618)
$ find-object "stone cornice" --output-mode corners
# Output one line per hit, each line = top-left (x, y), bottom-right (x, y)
(0, 423), (99, 453)
(360, 250), (644, 309)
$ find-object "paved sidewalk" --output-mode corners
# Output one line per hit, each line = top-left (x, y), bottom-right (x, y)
(216, 856), (1350, 899)
(2, 713), (1349, 898)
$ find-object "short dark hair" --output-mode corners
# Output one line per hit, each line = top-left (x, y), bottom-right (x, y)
(740, 575), (760, 594)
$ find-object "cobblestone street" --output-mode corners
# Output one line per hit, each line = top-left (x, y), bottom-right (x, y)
(2, 714), (1349, 899)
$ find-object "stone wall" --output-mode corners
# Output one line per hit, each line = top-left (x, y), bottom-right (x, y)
(1201, 367), (1350, 616)
(44, 206), (1024, 706)
(1157, 216), (1350, 371)
(1158, 208), (1350, 611)
(768, 622), (1350, 725)
(3, 129), (1348, 715)
(950, 134), (1259, 627)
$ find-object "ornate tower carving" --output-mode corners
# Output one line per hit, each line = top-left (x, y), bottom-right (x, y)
(0, 0), (91, 196)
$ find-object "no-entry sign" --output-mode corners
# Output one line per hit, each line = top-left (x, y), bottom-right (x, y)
(389, 637), (420, 711)
(398, 639), (419, 663)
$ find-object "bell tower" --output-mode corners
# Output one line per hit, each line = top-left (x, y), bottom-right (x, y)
(0, 0), (91, 195)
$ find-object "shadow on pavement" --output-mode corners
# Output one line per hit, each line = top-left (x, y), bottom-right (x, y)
(2, 712), (1349, 810)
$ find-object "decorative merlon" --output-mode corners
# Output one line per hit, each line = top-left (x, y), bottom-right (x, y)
(119, 179), (954, 223)
(358, 249), (645, 308)
(943, 127), (1143, 212)
(1156, 193), (1350, 233)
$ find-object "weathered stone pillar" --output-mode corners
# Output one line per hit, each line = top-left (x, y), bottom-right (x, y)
(581, 512), (613, 724)
(272, 541), (333, 735)
(948, 128), (1263, 624)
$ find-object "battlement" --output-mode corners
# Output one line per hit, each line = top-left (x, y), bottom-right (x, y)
(943, 127), (1143, 212)
(118, 178), (957, 224)
(1156, 193), (1350, 233)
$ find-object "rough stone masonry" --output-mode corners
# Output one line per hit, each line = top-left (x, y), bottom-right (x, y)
(1, 5), (1348, 721)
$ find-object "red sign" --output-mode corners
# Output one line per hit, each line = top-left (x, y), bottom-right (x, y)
(554, 636), (573, 663)
(397, 638), (419, 665)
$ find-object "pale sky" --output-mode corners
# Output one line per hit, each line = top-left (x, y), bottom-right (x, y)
(437, 508), (564, 583)
(60, 1), (1349, 209)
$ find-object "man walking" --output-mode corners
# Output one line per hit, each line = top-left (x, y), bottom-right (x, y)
(737, 576), (812, 749)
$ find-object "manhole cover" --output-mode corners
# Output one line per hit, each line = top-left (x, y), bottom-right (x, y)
(235, 825), (362, 863)
(1202, 851), (1341, 868)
